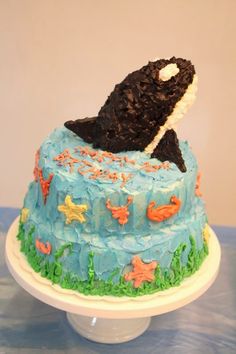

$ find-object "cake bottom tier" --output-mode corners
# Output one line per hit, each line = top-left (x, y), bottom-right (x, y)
(17, 207), (209, 297)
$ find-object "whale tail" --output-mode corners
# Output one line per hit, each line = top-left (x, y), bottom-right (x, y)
(151, 129), (186, 172)
(64, 117), (97, 144)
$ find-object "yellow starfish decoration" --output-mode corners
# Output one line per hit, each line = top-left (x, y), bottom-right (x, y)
(203, 224), (211, 244)
(58, 195), (88, 224)
(21, 208), (29, 223)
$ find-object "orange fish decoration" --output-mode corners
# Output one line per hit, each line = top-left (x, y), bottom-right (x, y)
(106, 196), (133, 225)
(195, 172), (202, 197)
(147, 195), (181, 222)
(35, 239), (52, 255)
(124, 255), (157, 288)
(38, 169), (54, 204)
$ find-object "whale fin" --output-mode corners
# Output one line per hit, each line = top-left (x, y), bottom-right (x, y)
(64, 117), (97, 144)
(151, 129), (186, 172)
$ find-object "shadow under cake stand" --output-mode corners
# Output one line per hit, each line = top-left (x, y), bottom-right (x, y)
(5, 217), (221, 344)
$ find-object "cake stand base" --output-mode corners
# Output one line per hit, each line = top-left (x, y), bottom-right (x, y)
(66, 313), (151, 343)
(5, 217), (221, 344)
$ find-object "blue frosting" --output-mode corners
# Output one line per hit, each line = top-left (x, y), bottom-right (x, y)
(23, 127), (207, 282)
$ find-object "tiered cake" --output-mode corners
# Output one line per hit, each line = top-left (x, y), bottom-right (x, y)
(18, 57), (210, 296)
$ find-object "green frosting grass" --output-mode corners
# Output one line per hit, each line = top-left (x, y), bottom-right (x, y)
(17, 221), (209, 297)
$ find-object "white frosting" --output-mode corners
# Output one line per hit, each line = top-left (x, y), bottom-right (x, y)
(144, 74), (198, 155)
(159, 63), (179, 81)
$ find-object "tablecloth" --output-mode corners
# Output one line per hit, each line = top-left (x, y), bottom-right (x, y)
(0, 207), (235, 354)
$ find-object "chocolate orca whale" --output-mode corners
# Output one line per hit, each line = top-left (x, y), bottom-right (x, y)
(64, 57), (197, 172)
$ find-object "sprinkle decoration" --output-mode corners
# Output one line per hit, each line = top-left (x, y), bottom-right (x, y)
(38, 169), (54, 204)
(33, 149), (40, 181)
(106, 196), (133, 225)
(58, 195), (88, 224)
(140, 161), (170, 172)
(53, 149), (80, 173)
(195, 172), (202, 197)
(35, 239), (52, 255)
(53, 145), (170, 189)
(124, 255), (157, 288)
(147, 195), (181, 222)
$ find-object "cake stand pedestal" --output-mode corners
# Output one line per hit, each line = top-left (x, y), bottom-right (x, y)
(5, 218), (221, 344)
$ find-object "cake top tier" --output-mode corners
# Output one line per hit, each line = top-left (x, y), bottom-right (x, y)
(39, 126), (197, 195)
(28, 126), (200, 239)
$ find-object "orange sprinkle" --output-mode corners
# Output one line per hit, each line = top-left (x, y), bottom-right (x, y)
(102, 151), (114, 159)
(124, 156), (135, 165)
(53, 149), (80, 173)
(53, 149), (70, 162)
(124, 256), (157, 288)
(77, 146), (104, 163)
(78, 165), (95, 175)
(107, 172), (119, 182)
(162, 162), (170, 169)
(82, 160), (93, 167)
(90, 151), (97, 158)
(120, 173), (133, 188)
(195, 172), (202, 197)
(106, 196), (133, 225)
(141, 161), (170, 172)
(89, 168), (104, 179)
(79, 146), (90, 156)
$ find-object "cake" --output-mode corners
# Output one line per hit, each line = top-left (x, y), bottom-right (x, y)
(17, 57), (210, 297)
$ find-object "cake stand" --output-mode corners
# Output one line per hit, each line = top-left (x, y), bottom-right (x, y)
(5, 217), (221, 344)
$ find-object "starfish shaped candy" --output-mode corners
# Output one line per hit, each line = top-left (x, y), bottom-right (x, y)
(58, 195), (88, 224)
(124, 255), (157, 288)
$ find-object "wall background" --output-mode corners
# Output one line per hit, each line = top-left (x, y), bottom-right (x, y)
(0, 0), (235, 226)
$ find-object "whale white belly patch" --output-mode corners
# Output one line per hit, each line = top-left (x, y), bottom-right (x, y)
(144, 75), (198, 155)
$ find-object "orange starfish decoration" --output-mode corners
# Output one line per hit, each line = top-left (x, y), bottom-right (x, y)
(33, 149), (40, 181)
(124, 255), (157, 288)
(38, 169), (54, 204)
(35, 239), (52, 255)
(106, 196), (133, 225)
(195, 172), (202, 197)
(147, 195), (181, 222)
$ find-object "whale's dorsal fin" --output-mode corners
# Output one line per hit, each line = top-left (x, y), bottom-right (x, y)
(151, 129), (186, 172)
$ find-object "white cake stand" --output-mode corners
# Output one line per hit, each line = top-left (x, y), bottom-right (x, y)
(5, 217), (221, 344)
